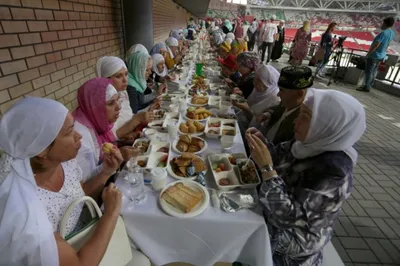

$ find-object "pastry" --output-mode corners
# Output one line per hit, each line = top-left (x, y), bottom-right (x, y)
(176, 141), (189, 152)
(102, 143), (114, 154)
(161, 183), (204, 213)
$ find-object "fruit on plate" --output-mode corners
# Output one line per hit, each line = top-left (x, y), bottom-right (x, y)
(186, 107), (212, 120)
(179, 120), (205, 134)
(228, 156), (237, 165)
(191, 95), (208, 105)
(176, 135), (205, 153)
(161, 183), (204, 213)
(170, 153), (207, 177)
(219, 178), (231, 186)
(212, 162), (227, 172)
(102, 143), (114, 154)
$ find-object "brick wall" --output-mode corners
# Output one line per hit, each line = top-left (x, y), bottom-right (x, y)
(152, 0), (190, 44)
(0, 0), (124, 116)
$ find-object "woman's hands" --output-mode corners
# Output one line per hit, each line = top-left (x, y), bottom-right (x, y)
(232, 87), (243, 95)
(232, 100), (249, 111)
(246, 133), (273, 169)
(135, 111), (154, 124)
(119, 146), (140, 161)
(102, 183), (122, 218)
(157, 84), (167, 95)
(102, 146), (123, 176)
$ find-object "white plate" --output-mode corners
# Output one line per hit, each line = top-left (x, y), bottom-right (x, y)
(187, 96), (209, 107)
(159, 180), (210, 218)
(167, 155), (207, 181)
(172, 137), (208, 155)
(177, 122), (205, 137)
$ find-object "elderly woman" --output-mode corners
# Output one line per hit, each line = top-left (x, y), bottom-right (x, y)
(231, 52), (259, 98)
(233, 65), (280, 129)
(127, 51), (164, 113)
(151, 53), (175, 83)
(0, 97), (150, 266)
(165, 37), (181, 69)
(150, 42), (168, 57)
(246, 88), (366, 266)
(96, 56), (152, 142)
(73, 78), (139, 182)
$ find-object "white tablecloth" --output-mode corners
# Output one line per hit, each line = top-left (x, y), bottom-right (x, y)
(115, 131), (272, 266)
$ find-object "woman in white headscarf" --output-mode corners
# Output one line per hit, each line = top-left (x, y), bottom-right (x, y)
(125, 43), (149, 61)
(96, 56), (153, 142)
(233, 64), (280, 130)
(226, 32), (235, 41)
(246, 88), (366, 266)
(0, 97), (151, 266)
(151, 53), (175, 83)
(165, 37), (181, 70)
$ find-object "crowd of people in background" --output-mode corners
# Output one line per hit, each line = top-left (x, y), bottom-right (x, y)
(0, 14), (395, 266)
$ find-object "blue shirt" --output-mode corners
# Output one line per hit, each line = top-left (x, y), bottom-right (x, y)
(370, 29), (395, 60)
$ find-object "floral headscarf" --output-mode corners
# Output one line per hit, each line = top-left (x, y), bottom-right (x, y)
(236, 52), (259, 71)
(231, 39), (248, 56)
(127, 51), (151, 93)
(219, 41), (231, 53)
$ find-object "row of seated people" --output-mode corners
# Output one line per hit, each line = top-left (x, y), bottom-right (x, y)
(0, 25), (200, 265)
(209, 29), (367, 264)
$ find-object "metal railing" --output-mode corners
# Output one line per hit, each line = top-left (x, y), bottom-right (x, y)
(282, 38), (400, 86)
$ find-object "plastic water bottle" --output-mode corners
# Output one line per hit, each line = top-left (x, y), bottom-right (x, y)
(126, 164), (145, 203)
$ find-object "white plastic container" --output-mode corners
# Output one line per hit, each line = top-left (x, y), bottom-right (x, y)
(151, 168), (168, 191)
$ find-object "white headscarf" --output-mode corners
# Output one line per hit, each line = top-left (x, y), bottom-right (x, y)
(96, 56), (126, 78)
(152, 54), (168, 77)
(166, 37), (178, 59)
(226, 32), (235, 40)
(125, 44), (149, 61)
(0, 97), (67, 266)
(291, 88), (366, 164)
(225, 37), (233, 44)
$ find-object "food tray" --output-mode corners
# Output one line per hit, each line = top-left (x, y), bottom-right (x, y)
(208, 96), (221, 107)
(208, 153), (260, 190)
(132, 138), (151, 155)
(153, 109), (167, 120)
(205, 118), (237, 139)
(167, 154), (208, 181)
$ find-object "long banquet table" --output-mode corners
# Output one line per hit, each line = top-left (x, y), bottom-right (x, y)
(115, 39), (272, 266)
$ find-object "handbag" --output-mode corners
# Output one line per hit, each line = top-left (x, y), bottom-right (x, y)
(314, 46), (326, 61)
(60, 196), (133, 266)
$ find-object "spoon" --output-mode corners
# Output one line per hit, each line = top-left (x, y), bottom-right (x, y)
(242, 155), (252, 171)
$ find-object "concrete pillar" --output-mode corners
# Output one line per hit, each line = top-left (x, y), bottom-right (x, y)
(122, 0), (154, 55)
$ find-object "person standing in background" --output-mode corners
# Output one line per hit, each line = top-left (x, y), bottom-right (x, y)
(358, 17), (395, 92)
(316, 22), (337, 77)
(259, 19), (278, 63)
(234, 18), (244, 39)
(247, 19), (258, 51)
(271, 20), (286, 62)
(290, 21), (312, 66)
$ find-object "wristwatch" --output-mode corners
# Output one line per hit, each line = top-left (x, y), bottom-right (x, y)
(260, 164), (274, 173)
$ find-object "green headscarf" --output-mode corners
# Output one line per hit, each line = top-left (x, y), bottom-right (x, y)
(224, 20), (233, 32)
(127, 51), (151, 93)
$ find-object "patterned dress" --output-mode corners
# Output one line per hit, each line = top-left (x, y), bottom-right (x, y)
(260, 140), (353, 266)
(291, 28), (312, 62)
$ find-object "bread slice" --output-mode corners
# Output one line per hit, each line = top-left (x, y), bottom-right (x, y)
(161, 183), (204, 213)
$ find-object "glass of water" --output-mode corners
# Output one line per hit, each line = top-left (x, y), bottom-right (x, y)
(126, 164), (145, 203)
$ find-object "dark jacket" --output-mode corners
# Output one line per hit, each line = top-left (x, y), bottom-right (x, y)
(126, 85), (156, 113)
(237, 72), (255, 99)
(263, 103), (301, 145)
